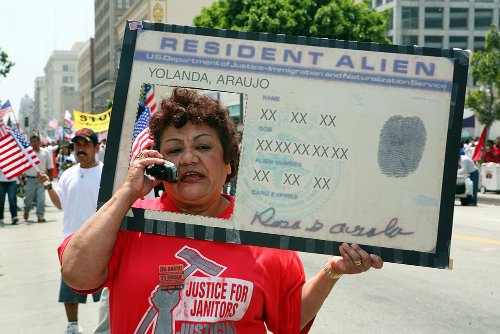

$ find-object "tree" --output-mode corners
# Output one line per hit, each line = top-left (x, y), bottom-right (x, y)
(466, 25), (500, 139)
(193, 0), (390, 43)
(0, 48), (15, 78)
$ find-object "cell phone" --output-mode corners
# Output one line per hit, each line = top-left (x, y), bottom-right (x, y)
(145, 161), (178, 183)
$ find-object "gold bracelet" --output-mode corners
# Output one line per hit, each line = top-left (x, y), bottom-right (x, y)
(323, 259), (342, 281)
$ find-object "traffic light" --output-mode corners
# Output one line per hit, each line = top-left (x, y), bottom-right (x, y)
(24, 117), (29, 127)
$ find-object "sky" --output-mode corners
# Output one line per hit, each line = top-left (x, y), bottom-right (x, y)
(0, 0), (95, 116)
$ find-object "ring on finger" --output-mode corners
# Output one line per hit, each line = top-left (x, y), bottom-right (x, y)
(353, 260), (363, 267)
(136, 152), (146, 160)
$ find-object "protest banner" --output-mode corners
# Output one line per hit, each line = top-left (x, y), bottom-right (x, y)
(73, 108), (112, 132)
(99, 22), (469, 269)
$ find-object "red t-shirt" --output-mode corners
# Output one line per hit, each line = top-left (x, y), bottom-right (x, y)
(59, 194), (311, 333)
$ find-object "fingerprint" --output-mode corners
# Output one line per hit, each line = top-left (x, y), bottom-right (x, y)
(378, 116), (427, 178)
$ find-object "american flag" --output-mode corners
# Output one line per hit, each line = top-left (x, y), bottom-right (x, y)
(144, 84), (157, 113)
(64, 110), (74, 128)
(0, 100), (14, 117)
(0, 128), (41, 180)
(130, 103), (154, 161)
(48, 118), (59, 128)
(0, 100), (13, 137)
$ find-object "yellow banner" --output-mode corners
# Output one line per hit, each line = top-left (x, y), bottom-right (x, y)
(73, 108), (112, 132)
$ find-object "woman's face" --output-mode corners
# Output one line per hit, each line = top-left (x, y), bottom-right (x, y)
(159, 122), (231, 210)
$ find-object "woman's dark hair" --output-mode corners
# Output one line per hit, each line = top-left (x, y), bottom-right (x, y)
(149, 88), (240, 182)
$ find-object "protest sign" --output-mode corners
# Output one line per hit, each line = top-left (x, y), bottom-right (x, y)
(99, 22), (469, 268)
(73, 108), (112, 132)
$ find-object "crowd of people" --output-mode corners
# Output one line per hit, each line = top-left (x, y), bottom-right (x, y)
(0, 135), (107, 227)
(0, 129), (108, 332)
(460, 135), (500, 163)
(457, 135), (500, 207)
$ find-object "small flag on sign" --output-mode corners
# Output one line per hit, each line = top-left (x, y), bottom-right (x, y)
(144, 83), (157, 114)
(0, 128), (41, 179)
(129, 21), (143, 30)
(130, 103), (154, 161)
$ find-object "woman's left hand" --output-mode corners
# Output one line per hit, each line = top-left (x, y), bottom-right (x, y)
(300, 243), (383, 328)
(329, 243), (383, 275)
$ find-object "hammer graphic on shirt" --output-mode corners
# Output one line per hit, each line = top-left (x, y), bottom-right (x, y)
(135, 247), (226, 334)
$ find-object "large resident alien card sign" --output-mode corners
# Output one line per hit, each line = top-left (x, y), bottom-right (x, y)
(99, 22), (469, 269)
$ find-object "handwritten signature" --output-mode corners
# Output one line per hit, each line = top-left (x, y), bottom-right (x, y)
(250, 207), (414, 238)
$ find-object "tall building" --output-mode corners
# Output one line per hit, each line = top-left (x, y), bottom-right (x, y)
(91, 0), (215, 113)
(373, 0), (500, 50)
(33, 77), (48, 135)
(43, 43), (84, 130)
(92, 0), (140, 113)
(18, 95), (35, 135)
(115, 0), (215, 42)
(79, 38), (95, 113)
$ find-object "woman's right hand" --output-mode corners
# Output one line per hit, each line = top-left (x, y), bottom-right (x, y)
(124, 149), (165, 200)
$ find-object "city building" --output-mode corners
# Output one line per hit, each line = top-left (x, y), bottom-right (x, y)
(43, 43), (84, 132)
(373, 0), (500, 50)
(92, 0), (141, 113)
(30, 0), (218, 139)
(115, 0), (214, 42)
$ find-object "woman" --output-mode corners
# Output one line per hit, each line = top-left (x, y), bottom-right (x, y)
(56, 145), (76, 177)
(59, 88), (383, 333)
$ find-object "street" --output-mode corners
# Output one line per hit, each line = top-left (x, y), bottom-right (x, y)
(0, 196), (499, 333)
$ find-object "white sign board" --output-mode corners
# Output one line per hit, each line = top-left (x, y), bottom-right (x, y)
(99, 23), (469, 268)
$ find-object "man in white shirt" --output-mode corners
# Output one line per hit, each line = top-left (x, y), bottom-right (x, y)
(23, 135), (54, 222)
(458, 152), (479, 206)
(38, 128), (104, 334)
